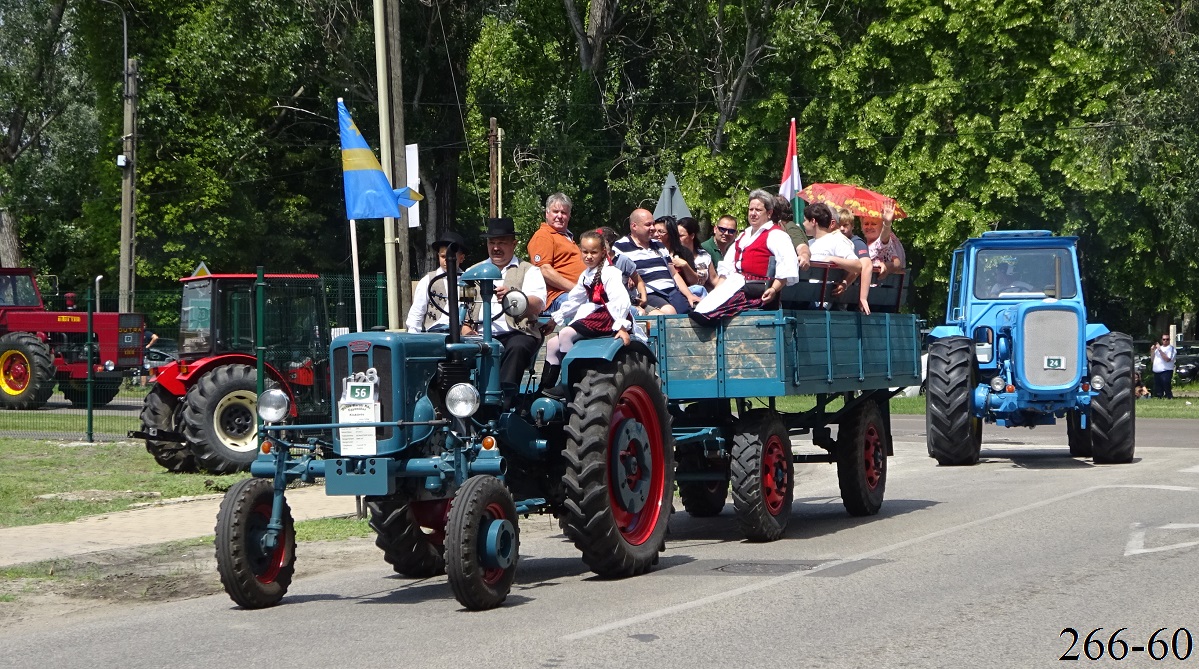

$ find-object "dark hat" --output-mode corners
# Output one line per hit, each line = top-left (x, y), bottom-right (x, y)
(480, 217), (517, 239)
(430, 230), (468, 253)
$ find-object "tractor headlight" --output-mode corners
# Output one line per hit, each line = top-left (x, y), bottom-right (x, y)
(104, 360), (115, 371)
(446, 383), (481, 418)
(1090, 375), (1105, 391)
(990, 376), (1006, 392)
(257, 388), (290, 423)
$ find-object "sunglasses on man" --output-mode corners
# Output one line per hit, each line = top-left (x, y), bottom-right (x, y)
(716, 226), (737, 235)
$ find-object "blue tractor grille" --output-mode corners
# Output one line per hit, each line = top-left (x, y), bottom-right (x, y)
(332, 343), (394, 441)
(1021, 309), (1081, 389)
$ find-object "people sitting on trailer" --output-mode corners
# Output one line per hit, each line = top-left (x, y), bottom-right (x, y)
(862, 200), (905, 279)
(614, 208), (698, 315)
(653, 215), (707, 297)
(774, 195), (812, 268)
(834, 207), (874, 311)
(405, 231), (468, 333)
(675, 216), (716, 292)
(598, 226), (646, 314)
(806, 202), (868, 312)
(462, 217), (547, 410)
(689, 188), (800, 325)
(537, 230), (636, 398)
(701, 214), (739, 264)
(527, 192), (584, 315)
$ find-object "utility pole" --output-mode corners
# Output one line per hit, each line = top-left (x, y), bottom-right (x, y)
(489, 118), (498, 218)
(384, 0), (411, 321)
(372, 0), (400, 330)
(118, 57), (138, 313)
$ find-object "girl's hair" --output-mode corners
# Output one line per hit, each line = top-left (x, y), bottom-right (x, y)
(655, 217), (696, 269)
(596, 226), (620, 248)
(580, 229), (609, 291)
(677, 217), (700, 250)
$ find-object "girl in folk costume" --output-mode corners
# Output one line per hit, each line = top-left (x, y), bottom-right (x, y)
(537, 230), (635, 397)
(690, 189), (800, 325)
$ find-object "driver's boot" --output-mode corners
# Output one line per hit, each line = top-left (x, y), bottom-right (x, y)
(537, 363), (565, 398)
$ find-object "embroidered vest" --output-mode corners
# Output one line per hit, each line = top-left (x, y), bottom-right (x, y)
(420, 270), (451, 332)
(733, 224), (780, 281)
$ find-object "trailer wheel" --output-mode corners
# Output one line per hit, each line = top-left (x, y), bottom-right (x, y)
(1089, 333), (1136, 464)
(182, 364), (260, 474)
(445, 475), (519, 610)
(562, 351), (673, 577)
(837, 399), (887, 516)
(0, 332), (56, 409)
(731, 412), (793, 542)
(140, 385), (197, 472)
(60, 379), (122, 407)
(678, 478), (729, 517)
(367, 498), (445, 577)
(1066, 409), (1092, 457)
(925, 337), (982, 466)
(215, 478), (295, 609)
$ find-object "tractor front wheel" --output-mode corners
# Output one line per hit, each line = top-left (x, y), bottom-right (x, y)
(182, 365), (261, 474)
(1089, 333), (1136, 464)
(1066, 409), (1092, 458)
(215, 478), (295, 609)
(561, 351), (674, 577)
(0, 332), (56, 409)
(445, 475), (519, 610)
(926, 337), (982, 466)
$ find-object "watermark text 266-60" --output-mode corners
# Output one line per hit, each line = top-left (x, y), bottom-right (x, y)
(1061, 628), (1193, 661)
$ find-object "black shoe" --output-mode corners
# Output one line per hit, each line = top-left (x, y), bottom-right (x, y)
(541, 384), (567, 399)
(537, 363), (561, 394)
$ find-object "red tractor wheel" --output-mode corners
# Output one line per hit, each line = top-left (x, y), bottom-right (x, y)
(0, 332), (56, 409)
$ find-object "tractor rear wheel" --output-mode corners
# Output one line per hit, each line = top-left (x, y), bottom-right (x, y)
(61, 379), (122, 407)
(926, 337), (982, 466)
(1089, 333), (1136, 464)
(182, 364), (261, 474)
(561, 350), (674, 577)
(0, 332), (56, 409)
(837, 399), (887, 516)
(140, 385), (197, 473)
(730, 412), (794, 542)
(367, 498), (446, 578)
(215, 478), (295, 609)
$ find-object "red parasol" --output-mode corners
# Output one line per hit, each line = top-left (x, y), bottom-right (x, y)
(798, 183), (907, 222)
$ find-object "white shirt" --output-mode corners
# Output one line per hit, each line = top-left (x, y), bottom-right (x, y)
(716, 221), (800, 285)
(550, 264), (634, 332)
(476, 256), (547, 335)
(1152, 344), (1176, 372)
(405, 269), (449, 332)
(809, 229), (857, 262)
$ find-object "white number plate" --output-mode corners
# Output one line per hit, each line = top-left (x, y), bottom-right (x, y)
(338, 401), (381, 456)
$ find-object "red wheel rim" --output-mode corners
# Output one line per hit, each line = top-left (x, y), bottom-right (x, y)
(481, 501), (508, 585)
(762, 434), (790, 515)
(863, 423), (882, 490)
(1, 351), (30, 394)
(251, 501), (288, 584)
(607, 385), (666, 546)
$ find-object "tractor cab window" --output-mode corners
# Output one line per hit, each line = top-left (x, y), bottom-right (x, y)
(263, 285), (323, 361)
(973, 248), (1077, 300)
(179, 280), (215, 354)
(0, 274), (41, 307)
(220, 286), (256, 353)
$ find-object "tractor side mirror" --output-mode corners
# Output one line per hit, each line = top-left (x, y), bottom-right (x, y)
(502, 289), (528, 319)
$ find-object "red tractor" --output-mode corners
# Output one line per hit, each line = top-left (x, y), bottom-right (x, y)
(0, 268), (144, 409)
(134, 274), (332, 474)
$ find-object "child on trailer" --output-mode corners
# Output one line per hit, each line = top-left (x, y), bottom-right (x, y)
(537, 229), (635, 398)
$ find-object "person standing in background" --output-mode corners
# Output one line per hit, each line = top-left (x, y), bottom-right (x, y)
(1151, 333), (1176, 399)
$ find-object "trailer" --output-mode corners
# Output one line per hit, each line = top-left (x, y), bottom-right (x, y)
(213, 261), (919, 611)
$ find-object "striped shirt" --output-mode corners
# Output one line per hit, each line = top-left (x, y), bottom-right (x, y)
(613, 236), (677, 296)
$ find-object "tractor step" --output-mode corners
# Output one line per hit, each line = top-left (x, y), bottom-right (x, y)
(128, 428), (186, 443)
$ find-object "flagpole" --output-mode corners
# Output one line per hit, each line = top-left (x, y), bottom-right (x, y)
(350, 220), (364, 333)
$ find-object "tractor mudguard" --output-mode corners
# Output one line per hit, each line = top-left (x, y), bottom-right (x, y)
(560, 339), (656, 383)
(1085, 323), (1111, 343)
(155, 355), (298, 417)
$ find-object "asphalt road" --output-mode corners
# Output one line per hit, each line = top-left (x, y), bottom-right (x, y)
(4, 416), (1198, 669)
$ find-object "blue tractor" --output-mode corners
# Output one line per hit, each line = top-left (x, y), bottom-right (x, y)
(924, 231), (1135, 465)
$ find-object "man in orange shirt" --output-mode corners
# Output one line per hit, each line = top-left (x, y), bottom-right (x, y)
(527, 192), (584, 313)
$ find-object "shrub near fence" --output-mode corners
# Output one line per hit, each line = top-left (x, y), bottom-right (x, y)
(2, 273), (392, 442)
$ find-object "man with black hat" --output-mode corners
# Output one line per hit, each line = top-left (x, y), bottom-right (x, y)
(406, 231), (468, 333)
(463, 217), (547, 409)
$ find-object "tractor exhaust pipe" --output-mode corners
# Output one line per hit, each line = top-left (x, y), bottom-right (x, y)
(446, 243), (461, 345)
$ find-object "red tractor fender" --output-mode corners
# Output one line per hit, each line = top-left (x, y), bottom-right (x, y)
(154, 354), (301, 418)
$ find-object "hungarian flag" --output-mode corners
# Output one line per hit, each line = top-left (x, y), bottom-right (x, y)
(779, 118), (802, 203)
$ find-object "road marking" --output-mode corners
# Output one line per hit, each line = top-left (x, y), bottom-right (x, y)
(1180, 465), (1199, 474)
(1124, 522), (1199, 556)
(562, 484), (1196, 641)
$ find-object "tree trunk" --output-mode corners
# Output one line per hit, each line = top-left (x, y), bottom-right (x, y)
(0, 201), (22, 267)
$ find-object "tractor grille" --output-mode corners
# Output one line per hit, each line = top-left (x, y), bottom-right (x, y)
(1022, 309), (1080, 388)
(332, 343), (394, 441)
(437, 361), (470, 391)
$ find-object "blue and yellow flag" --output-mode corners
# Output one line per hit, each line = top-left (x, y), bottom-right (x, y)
(338, 99), (403, 220)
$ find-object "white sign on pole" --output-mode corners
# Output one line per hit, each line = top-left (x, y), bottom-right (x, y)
(406, 143), (421, 228)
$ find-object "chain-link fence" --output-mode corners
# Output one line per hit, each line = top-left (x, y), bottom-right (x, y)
(1, 273), (394, 443)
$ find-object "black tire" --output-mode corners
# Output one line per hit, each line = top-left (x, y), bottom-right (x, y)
(561, 351), (674, 577)
(1089, 332), (1136, 464)
(60, 379), (122, 407)
(182, 364), (261, 474)
(730, 412), (794, 542)
(925, 337), (982, 466)
(1066, 409), (1092, 458)
(215, 478), (295, 609)
(0, 332), (56, 409)
(367, 498), (446, 577)
(141, 385), (197, 473)
(445, 475), (519, 610)
(678, 479), (729, 517)
(837, 399), (887, 516)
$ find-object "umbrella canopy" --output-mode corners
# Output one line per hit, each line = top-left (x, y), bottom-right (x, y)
(653, 172), (692, 220)
(798, 183), (907, 222)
